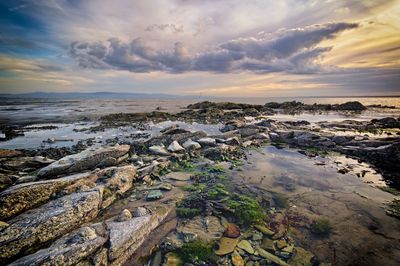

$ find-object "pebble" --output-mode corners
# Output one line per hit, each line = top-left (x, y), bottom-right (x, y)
(237, 240), (254, 254)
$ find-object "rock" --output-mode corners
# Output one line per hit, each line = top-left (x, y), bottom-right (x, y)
(149, 145), (170, 156)
(238, 127), (259, 138)
(232, 251), (245, 266)
(182, 139), (201, 150)
(197, 137), (217, 146)
(226, 137), (241, 146)
(276, 239), (287, 249)
(254, 225), (274, 236)
(255, 247), (289, 266)
(150, 250), (162, 266)
(237, 240), (254, 254)
(168, 141), (185, 153)
(0, 172), (93, 220)
(261, 238), (275, 253)
(37, 144), (130, 178)
(166, 171), (192, 181)
(158, 183), (173, 191)
(9, 226), (107, 266)
(101, 165), (137, 194)
(252, 231), (263, 241)
(1, 156), (55, 171)
(133, 207), (148, 217)
(163, 252), (182, 266)
(177, 216), (224, 242)
(337, 101), (366, 111)
(0, 220), (9, 230)
(107, 206), (171, 265)
(215, 237), (239, 256)
(0, 189), (102, 262)
(288, 247), (315, 266)
(224, 223), (241, 238)
(118, 209), (132, 222)
(146, 190), (163, 201)
(91, 248), (109, 266)
(0, 149), (23, 158)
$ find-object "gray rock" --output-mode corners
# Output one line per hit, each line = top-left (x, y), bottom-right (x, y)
(100, 165), (137, 194)
(197, 137), (217, 146)
(9, 226), (107, 266)
(167, 140), (185, 153)
(118, 209), (132, 222)
(149, 145), (170, 156)
(182, 139), (201, 150)
(146, 190), (163, 201)
(37, 144), (130, 178)
(0, 189), (102, 262)
(133, 207), (148, 217)
(0, 172), (92, 220)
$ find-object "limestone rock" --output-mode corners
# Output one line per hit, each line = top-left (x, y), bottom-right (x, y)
(0, 172), (92, 220)
(168, 141), (185, 153)
(182, 139), (201, 150)
(101, 165), (137, 194)
(0, 189), (102, 262)
(149, 145), (169, 156)
(176, 216), (224, 242)
(37, 144), (130, 178)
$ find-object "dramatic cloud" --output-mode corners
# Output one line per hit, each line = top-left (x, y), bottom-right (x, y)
(69, 22), (358, 74)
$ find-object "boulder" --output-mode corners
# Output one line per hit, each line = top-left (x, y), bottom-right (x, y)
(37, 144), (130, 178)
(167, 141), (185, 153)
(197, 138), (217, 146)
(0, 189), (102, 262)
(100, 165), (137, 194)
(107, 206), (171, 265)
(9, 226), (107, 266)
(0, 172), (93, 220)
(149, 145), (170, 156)
(182, 139), (201, 150)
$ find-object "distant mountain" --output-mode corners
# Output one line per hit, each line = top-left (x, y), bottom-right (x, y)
(0, 91), (189, 99)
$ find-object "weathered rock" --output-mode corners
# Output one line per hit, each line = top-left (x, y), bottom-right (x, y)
(9, 226), (107, 266)
(1, 156), (55, 171)
(0, 172), (93, 220)
(146, 190), (163, 201)
(118, 209), (132, 222)
(238, 127), (259, 138)
(0, 189), (102, 262)
(288, 247), (315, 266)
(107, 206), (171, 265)
(232, 251), (245, 266)
(37, 144), (130, 178)
(182, 139), (201, 150)
(254, 224), (274, 236)
(163, 252), (182, 266)
(168, 141), (185, 153)
(149, 145), (170, 156)
(0, 221), (9, 230)
(0, 149), (23, 158)
(255, 247), (288, 266)
(166, 171), (192, 181)
(224, 223), (241, 238)
(133, 207), (148, 217)
(177, 216), (224, 242)
(215, 237), (239, 256)
(197, 137), (217, 146)
(101, 165), (137, 194)
(237, 240), (254, 254)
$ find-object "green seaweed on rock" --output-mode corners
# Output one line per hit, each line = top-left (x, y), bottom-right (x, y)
(311, 218), (332, 236)
(178, 239), (217, 263)
(227, 194), (266, 224)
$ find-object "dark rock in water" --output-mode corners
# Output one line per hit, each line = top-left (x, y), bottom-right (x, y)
(9, 226), (107, 266)
(283, 120), (310, 127)
(37, 144), (130, 179)
(336, 101), (366, 111)
(370, 117), (400, 128)
(0, 172), (93, 220)
(0, 189), (102, 262)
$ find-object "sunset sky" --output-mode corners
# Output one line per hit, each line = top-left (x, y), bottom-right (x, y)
(0, 0), (399, 96)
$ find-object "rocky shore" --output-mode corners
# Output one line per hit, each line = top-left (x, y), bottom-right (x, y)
(0, 101), (399, 265)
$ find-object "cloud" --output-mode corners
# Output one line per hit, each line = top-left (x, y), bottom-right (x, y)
(68, 22), (358, 74)
(145, 24), (184, 33)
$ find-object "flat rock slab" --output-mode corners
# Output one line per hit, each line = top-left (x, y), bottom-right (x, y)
(176, 216), (224, 242)
(37, 144), (130, 178)
(9, 226), (107, 266)
(107, 206), (171, 266)
(0, 172), (93, 220)
(165, 172), (192, 181)
(0, 190), (102, 262)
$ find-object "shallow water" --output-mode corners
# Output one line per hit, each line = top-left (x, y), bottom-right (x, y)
(234, 146), (400, 265)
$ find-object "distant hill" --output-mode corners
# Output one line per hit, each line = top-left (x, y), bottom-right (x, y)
(0, 91), (187, 99)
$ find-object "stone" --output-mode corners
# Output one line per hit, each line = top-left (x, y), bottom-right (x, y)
(107, 206), (171, 265)
(239, 127), (259, 138)
(261, 238), (275, 253)
(276, 239), (287, 249)
(146, 189), (163, 201)
(0, 190), (102, 262)
(0, 221), (9, 230)
(37, 144), (130, 178)
(166, 171), (192, 181)
(150, 250), (162, 266)
(168, 141), (185, 153)
(224, 223), (241, 238)
(232, 251), (245, 266)
(182, 139), (201, 150)
(226, 137), (241, 146)
(9, 226), (107, 266)
(158, 183), (173, 191)
(252, 231), (263, 241)
(91, 248), (109, 266)
(149, 145), (170, 156)
(0, 172), (93, 220)
(177, 216), (224, 242)
(254, 225), (274, 236)
(100, 165), (137, 194)
(255, 247), (288, 266)
(288, 247), (315, 266)
(163, 252), (182, 266)
(118, 209), (132, 222)
(215, 237), (239, 256)
(133, 207), (148, 217)
(197, 137), (217, 146)
(237, 240), (254, 254)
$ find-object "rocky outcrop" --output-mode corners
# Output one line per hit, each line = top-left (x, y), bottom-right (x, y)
(0, 172), (93, 220)
(37, 144), (130, 179)
(107, 206), (171, 265)
(9, 226), (107, 266)
(0, 189), (102, 262)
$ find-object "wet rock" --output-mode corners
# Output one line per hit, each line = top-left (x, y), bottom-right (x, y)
(149, 145), (170, 156)
(118, 209), (132, 222)
(168, 141), (185, 153)
(254, 224), (274, 236)
(177, 216), (224, 242)
(9, 226), (107, 266)
(182, 139), (201, 150)
(37, 144), (130, 178)
(0, 172), (93, 220)
(288, 247), (315, 266)
(197, 137), (217, 146)
(107, 206), (171, 265)
(337, 101), (366, 111)
(163, 252), (182, 266)
(237, 240), (254, 254)
(255, 247), (288, 266)
(133, 207), (148, 217)
(215, 237), (239, 256)
(238, 127), (259, 138)
(261, 238), (275, 253)
(146, 189), (163, 201)
(226, 137), (241, 146)
(252, 231), (263, 241)
(0, 174), (13, 189)
(0, 189), (102, 262)
(224, 223), (241, 238)
(166, 171), (192, 181)
(232, 251), (245, 266)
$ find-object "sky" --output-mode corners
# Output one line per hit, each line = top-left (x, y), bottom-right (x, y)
(0, 0), (399, 97)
